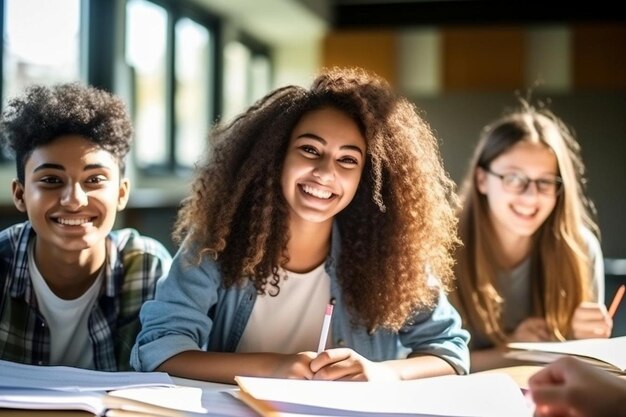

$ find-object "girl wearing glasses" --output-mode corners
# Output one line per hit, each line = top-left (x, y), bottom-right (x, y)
(450, 101), (612, 371)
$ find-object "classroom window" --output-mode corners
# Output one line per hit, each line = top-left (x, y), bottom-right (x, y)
(125, 0), (218, 174)
(175, 17), (212, 169)
(222, 39), (272, 122)
(125, 0), (168, 170)
(1, 0), (82, 161)
(2, 0), (82, 104)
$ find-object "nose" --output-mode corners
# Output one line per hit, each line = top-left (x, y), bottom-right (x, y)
(312, 157), (335, 184)
(60, 183), (88, 210)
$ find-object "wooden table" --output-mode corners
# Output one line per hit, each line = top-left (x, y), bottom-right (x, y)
(478, 365), (543, 390)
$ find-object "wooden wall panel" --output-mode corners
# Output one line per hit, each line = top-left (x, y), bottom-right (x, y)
(573, 23), (626, 90)
(442, 26), (525, 91)
(322, 30), (397, 86)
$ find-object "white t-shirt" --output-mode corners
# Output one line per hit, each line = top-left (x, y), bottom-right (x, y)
(237, 262), (331, 353)
(28, 241), (103, 369)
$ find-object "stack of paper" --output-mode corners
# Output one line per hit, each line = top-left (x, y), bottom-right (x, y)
(506, 336), (626, 374)
(0, 359), (208, 416)
(234, 372), (532, 417)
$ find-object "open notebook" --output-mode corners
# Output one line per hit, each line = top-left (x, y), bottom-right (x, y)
(0, 359), (207, 416)
(234, 372), (533, 417)
(506, 335), (626, 374)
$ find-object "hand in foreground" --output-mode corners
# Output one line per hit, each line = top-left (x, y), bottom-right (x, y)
(570, 301), (613, 339)
(309, 348), (399, 381)
(509, 317), (551, 342)
(528, 356), (626, 417)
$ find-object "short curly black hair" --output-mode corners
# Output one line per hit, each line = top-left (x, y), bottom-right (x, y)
(0, 82), (133, 184)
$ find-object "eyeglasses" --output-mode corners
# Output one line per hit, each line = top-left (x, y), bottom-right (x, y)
(483, 168), (563, 196)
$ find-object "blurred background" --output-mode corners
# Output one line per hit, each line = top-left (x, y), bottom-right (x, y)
(0, 1), (624, 287)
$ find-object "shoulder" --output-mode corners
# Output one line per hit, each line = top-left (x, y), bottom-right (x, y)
(0, 222), (32, 256)
(109, 228), (172, 260)
(0, 222), (34, 288)
(580, 226), (602, 258)
(107, 229), (173, 296)
(108, 228), (173, 280)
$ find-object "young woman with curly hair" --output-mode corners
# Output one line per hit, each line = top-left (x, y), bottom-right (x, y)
(131, 67), (469, 383)
(450, 101), (611, 372)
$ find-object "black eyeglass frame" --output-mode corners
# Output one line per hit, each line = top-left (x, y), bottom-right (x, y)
(482, 167), (563, 196)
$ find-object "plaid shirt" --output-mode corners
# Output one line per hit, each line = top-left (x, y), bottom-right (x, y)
(0, 221), (172, 371)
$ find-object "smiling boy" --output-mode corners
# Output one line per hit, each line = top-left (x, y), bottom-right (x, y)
(0, 83), (172, 370)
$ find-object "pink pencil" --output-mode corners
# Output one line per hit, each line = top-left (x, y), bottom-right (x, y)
(317, 304), (334, 353)
(608, 284), (625, 318)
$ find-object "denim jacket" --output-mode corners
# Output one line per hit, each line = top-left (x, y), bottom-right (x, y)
(131, 225), (470, 374)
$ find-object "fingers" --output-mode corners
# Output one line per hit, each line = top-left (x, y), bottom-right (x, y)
(310, 348), (366, 380)
(513, 317), (551, 342)
(528, 364), (565, 387)
(530, 386), (570, 409)
(309, 348), (351, 372)
(312, 360), (363, 380)
(272, 352), (317, 379)
(572, 302), (613, 339)
(528, 358), (591, 417)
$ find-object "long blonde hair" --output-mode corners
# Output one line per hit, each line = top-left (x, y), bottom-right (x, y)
(451, 101), (599, 345)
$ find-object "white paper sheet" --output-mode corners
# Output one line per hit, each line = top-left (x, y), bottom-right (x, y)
(235, 372), (533, 417)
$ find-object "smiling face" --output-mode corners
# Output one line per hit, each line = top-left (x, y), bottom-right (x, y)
(12, 134), (129, 255)
(280, 106), (366, 229)
(476, 140), (559, 243)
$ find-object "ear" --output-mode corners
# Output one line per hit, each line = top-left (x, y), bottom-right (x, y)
(117, 178), (130, 211)
(11, 180), (27, 212)
(475, 167), (488, 195)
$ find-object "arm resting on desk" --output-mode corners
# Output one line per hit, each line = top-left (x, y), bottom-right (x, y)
(158, 349), (457, 384)
(470, 347), (538, 372)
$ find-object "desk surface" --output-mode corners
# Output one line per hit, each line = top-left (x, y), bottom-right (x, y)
(0, 369), (536, 417)
(477, 365), (542, 390)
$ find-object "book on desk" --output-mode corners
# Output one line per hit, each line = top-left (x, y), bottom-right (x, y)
(506, 335), (626, 374)
(0, 359), (212, 416)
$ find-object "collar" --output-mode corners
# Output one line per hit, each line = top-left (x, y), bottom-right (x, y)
(9, 221), (119, 300)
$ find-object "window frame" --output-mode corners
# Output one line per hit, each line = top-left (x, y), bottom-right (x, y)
(126, 0), (222, 176)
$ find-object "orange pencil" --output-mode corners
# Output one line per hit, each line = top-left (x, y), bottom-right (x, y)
(608, 284), (625, 318)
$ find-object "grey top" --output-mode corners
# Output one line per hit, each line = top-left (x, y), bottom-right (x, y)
(471, 227), (604, 349)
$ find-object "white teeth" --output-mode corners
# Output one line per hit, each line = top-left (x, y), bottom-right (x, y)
(57, 218), (91, 226)
(302, 185), (332, 199)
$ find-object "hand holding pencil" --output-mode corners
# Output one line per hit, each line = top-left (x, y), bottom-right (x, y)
(570, 285), (623, 340)
(570, 301), (613, 339)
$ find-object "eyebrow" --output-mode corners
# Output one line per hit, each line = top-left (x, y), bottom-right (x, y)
(296, 133), (364, 156)
(32, 163), (112, 173)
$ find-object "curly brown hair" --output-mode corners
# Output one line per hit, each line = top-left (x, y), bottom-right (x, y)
(174, 67), (459, 331)
(0, 82), (133, 184)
